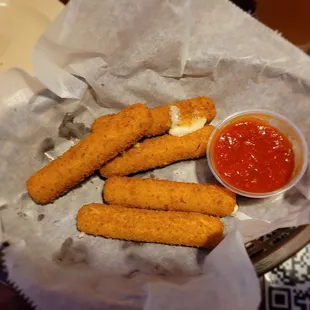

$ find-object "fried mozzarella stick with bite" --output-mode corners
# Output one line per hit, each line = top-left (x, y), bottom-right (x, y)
(99, 125), (214, 177)
(92, 96), (216, 137)
(27, 104), (152, 204)
(104, 177), (236, 217)
(77, 203), (224, 248)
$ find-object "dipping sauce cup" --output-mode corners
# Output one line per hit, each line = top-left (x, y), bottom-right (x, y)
(207, 110), (308, 198)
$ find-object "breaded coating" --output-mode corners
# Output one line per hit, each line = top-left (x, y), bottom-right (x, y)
(104, 177), (236, 217)
(27, 104), (152, 204)
(99, 125), (214, 177)
(92, 96), (216, 137)
(77, 203), (224, 248)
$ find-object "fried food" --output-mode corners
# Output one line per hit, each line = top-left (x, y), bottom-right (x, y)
(91, 96), (216, 137)
(99, 125), (214, 177)
(104, 176), (236, 217)
(27, 104), (152, 204)
(77, 203), (224, 248)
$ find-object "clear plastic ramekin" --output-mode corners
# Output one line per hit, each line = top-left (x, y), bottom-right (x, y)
(207, 110), (308, 198)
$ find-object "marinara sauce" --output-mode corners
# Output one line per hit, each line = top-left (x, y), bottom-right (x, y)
(211, 118), (295, 193)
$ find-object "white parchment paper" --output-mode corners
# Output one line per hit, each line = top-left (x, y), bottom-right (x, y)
(1, 0), (310, 309)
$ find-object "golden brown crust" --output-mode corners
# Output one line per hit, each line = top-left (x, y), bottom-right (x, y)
(91, 96), (216, 137)
(104, 176), (236, 217)
(99, 125), (214, 177)
(26, 104), (152, 204)
(147, 105), (171, 137)
(77, 203), (224, 248)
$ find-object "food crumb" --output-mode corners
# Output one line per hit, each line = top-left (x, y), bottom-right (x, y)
(134, 143), (141, 148)
(78, 232), (86, 239)
(90, 180), (94, 184)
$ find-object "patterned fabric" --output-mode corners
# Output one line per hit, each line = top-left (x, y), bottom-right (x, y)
(264, 244), (310, 310)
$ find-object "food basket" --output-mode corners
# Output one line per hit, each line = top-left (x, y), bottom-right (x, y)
(249, 225), (310, 276)
(1, 0), (310, 309)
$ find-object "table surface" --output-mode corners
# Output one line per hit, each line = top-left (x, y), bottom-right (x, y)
(0, 284), (32, 310)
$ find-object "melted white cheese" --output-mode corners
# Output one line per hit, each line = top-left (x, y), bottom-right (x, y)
(231, 204), (239, 216)
(169, 105), (207, 136)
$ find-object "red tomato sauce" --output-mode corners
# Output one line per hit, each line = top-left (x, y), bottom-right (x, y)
(211, 118), (295, 193)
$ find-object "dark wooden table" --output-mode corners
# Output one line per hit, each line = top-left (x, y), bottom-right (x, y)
(0, 284), (32, 310)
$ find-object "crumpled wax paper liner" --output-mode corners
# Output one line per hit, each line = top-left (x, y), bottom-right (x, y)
(1, 0), (310, 308)
(0, 69), (260, 309)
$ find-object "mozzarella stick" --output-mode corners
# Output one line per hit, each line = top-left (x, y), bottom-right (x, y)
(104, 177), (236, 217)
(99, 125), (214, 177)
(77, 203), (224, 248)
(92, 96), (216, 137)
(27, 104), (152, 204)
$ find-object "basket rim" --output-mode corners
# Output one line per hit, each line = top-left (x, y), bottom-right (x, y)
(251, 224), (310, 276)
